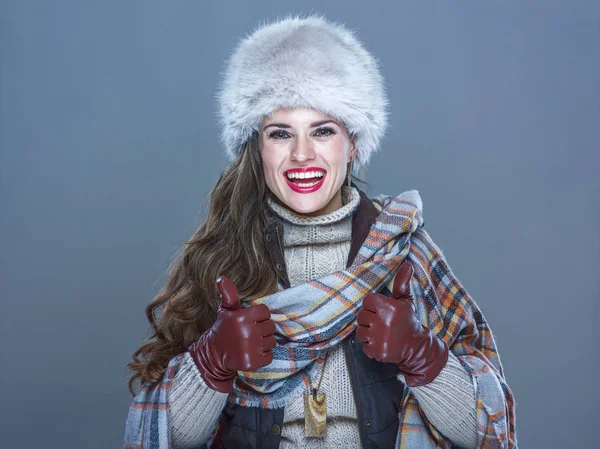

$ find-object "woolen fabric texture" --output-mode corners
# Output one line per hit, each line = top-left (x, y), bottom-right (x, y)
(217, 15), (388, 173)
(228, 190), (424, 405)
(165, 186), (478, 449)
(169, 353), (228, 448)
(124, 190), (517, 449)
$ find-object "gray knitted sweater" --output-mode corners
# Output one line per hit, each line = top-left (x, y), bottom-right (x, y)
(168, 187), (478, 448)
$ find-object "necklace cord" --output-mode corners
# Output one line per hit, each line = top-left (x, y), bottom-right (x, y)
(312, 351), (330, 399)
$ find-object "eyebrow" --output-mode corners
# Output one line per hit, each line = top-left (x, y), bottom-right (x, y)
(263, 120), (338, 130)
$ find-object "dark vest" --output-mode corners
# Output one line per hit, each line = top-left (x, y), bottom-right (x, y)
(211, 187), (406, 449)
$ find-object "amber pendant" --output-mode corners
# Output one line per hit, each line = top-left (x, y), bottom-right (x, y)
(304, 390), (327, 437)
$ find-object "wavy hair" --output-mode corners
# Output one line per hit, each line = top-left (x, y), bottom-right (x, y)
(126, 135), (280, 395)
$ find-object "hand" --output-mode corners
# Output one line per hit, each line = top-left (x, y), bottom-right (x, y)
(188, 276), (277, 393)
(356, 262), (449, 387)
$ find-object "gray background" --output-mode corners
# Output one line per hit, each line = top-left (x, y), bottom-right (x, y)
(1, 1), (598, 448)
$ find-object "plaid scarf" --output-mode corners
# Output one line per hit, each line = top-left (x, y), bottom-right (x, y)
(124, 190), (517, 449)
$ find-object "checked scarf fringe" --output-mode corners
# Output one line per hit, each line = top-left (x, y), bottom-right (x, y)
(124, 190), (517, 449)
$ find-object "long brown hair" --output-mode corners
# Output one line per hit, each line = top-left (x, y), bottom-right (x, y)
(126, 135), (280, 395)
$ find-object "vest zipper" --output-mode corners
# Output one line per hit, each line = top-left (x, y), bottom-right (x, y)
(344, 338), (367, 449)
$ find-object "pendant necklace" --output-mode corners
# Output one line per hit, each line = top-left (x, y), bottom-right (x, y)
(304, 351), (330, 437)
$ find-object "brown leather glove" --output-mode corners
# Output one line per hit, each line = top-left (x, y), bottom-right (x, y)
(188, 275), (277, 393)
(356, 261), (449, 387)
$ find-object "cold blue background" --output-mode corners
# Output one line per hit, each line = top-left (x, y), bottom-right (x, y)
(1, 1), (598, 448)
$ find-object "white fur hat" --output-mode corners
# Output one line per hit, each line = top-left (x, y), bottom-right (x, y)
(217, 15), (388, 172)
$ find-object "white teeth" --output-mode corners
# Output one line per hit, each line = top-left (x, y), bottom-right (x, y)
(296, 181), (319, 187)
(286, 171), (325, 180)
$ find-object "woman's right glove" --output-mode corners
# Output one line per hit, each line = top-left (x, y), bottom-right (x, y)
(188, 275), (277, 393)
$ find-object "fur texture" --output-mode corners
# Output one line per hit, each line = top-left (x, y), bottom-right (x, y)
(217, 15), (388, 173)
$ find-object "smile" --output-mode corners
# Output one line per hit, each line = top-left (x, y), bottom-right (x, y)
(284, 167), (327, 194)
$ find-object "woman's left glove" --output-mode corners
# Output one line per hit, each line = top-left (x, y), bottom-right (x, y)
(356, 261), (449, 387)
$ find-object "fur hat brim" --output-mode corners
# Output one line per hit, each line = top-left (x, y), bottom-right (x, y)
(217, 14), (388, 172)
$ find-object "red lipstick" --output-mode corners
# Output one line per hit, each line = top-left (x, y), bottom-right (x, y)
(283, 167), (327, 194)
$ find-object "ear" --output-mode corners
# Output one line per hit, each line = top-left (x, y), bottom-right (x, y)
(349, 137), (358, 162)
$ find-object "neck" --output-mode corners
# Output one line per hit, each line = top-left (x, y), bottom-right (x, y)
(270, 187), (354, 218)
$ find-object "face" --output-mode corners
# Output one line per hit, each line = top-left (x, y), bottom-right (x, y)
(258, 108), (357, 217)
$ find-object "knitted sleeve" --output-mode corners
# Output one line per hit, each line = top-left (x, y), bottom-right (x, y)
(397, 351), (478, 448)
(168, 352), (228, 449)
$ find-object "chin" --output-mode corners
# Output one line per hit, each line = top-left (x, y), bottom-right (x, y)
(284, 195), (333, 216)
(289, 203), (325, 215)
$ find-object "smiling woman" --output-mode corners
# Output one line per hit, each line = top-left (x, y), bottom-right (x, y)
(124, 14), (517, 449)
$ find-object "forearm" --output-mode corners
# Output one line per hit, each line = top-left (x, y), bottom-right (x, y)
(169, 352), (228, 449)
(397, 351), (478, 449)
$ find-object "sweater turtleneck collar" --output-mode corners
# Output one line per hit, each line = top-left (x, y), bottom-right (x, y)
(266, 186), (360, 247)
(266, 186), (360, 226)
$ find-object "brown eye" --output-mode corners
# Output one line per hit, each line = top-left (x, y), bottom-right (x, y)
(314, 127), (335, 138)
(268, 130), (290, 140)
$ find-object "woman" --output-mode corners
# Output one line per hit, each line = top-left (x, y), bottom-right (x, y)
(124, 15), (517, 449)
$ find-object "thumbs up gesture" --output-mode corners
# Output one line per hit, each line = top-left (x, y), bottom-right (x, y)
(356, 262), (449, 387)
(188, 276), (277, 393)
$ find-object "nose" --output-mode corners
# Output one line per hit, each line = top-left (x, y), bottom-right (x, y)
(290, 135), (316, 162)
